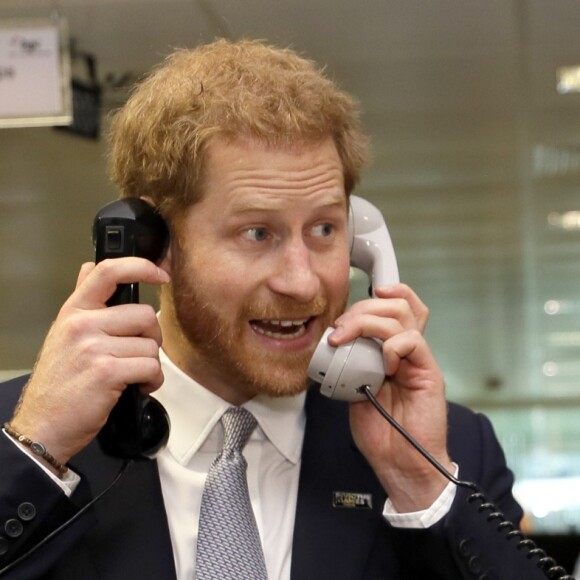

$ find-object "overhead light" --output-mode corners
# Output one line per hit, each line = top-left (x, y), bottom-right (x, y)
(533, 144), (580, 177)
(557, 66), (580, 94)
(514, 476), (580, 518)
(547, 210), (580, 230)
(548, 332), (580, 347)
(544, 300), (561, 315)
(542, 362), (558, 377)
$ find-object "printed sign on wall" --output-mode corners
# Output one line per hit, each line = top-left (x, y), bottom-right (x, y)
(0, 19), (71, 128)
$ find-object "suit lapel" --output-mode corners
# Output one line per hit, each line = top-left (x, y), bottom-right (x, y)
(291, 389), (388, 580)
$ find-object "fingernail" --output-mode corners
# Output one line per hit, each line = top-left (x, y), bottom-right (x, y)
(158, 268), (170, 283)
(329, 326), (344, 340)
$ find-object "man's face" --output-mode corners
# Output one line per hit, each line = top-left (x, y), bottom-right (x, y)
(160, 136), (351, 403)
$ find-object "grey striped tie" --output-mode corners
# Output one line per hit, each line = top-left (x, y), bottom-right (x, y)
(196, 407), (268, 579)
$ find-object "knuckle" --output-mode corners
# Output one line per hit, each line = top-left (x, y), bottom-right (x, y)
(92, 356), (118, 383)
(60, 311), (91, 340)
(78, 335), (103, 358)
(142, 357), (162, 378)
(140, 304), (158, 323)
(408, 328), (423, 342)
(141, 307), (163, 341)
(146, 338), (160, 357)
(94, 259), (117, 278)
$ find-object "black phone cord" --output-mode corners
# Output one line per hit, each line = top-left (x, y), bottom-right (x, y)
(0, 460), (132, 577)
(358, 385), (576, 580)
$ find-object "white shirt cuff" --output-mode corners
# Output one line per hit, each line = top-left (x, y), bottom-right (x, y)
(3, 429), (81, 497)
(382, 463), (458, 528)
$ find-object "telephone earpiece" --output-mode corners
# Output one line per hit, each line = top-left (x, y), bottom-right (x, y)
(347, 195), (399, 296)
(307, 195), (399, 401)
(92, 198), (171, 459)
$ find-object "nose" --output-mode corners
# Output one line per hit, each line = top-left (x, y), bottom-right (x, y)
(267, 238), (321, 302)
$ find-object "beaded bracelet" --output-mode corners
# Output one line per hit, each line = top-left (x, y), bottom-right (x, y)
(3, 422), (68, 475)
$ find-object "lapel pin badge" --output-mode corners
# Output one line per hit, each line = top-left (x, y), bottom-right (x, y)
(332, 491), (373, 509)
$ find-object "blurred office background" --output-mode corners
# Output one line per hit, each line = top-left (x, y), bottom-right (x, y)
(1, 0), (579, 556)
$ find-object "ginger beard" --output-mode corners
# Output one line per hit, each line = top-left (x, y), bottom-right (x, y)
(168, 243), (348, 398)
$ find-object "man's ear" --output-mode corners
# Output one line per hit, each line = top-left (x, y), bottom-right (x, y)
(139, 195), (172, 277)
(140, 195), (156, 208)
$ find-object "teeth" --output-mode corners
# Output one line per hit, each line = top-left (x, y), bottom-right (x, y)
(252, 319), (309, 339)
(261, 319), (308, 327)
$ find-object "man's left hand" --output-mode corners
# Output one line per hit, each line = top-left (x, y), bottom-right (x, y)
(327, 284), (454, 512)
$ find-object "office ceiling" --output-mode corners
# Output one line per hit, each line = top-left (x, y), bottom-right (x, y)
(1, 0), (580, 401)
(2, 0), (579, 203)
(1, 0), (579, 131)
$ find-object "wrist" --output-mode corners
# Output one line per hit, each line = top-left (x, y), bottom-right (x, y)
(378, 460), (454, 512)
(3, 422), (69, 477)
(9, 411), (75, 464)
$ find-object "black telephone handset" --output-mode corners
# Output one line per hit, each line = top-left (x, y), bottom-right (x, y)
(308, 195), (399, 401)
(92, 198), (171, 460)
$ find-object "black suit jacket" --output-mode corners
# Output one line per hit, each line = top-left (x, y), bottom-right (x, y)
(0, 376), (550, 579)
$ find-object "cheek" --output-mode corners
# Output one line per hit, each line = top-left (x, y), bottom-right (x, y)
(322, 254), (351, 299)
(191, 250), (257, 307)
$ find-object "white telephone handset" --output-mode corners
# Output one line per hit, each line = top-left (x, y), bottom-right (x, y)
(307, 195), (400, 401)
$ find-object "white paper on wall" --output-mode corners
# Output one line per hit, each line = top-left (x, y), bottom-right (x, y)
(0, 19), (71, 127)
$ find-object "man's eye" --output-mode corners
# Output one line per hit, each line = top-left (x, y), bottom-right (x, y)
(242, 227), (269, 242)
(312, 223), (334, 237)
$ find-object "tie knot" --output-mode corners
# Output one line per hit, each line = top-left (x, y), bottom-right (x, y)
(221, 407), (257, 452)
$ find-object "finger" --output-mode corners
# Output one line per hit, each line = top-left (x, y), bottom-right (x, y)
(94, 304), (162, 343)
(106, 336), (161, 360)
(69, 258), (170, 309)
(59, 304), (163, 348)
(328, 313), (405, 345)
(382, 329), (441, 382)
(75, 262), (96, 289)
(374, 284), (430, 332)
(139, 379), (165, 397)
(129, 360), (164, 395)
(335, 297), (418, 331)
(109, 356), (164, 393)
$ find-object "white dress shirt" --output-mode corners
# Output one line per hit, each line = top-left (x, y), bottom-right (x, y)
(153, 349), (305, 580)
(3, 347), (457, 579)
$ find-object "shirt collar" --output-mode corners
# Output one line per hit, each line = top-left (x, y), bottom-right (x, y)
(153, 348), (306, 466)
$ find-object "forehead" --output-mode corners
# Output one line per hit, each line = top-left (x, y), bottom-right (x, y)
(203, 136), (344, 185)
(199, 136), (347, 211)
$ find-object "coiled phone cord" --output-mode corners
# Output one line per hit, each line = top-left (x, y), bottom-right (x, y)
(358, 385), (576, 580)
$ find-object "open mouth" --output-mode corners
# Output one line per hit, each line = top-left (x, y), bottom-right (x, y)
(250, 318), (311, 339)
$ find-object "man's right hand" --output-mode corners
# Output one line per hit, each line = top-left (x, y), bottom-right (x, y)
(8, 258), (170, 469)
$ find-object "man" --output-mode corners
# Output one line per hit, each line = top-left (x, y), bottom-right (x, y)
(0, 39), (557, 579)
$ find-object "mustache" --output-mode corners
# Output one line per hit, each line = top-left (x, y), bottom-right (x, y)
(242, 296), (329, 321)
